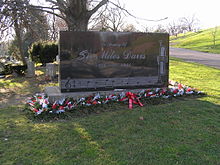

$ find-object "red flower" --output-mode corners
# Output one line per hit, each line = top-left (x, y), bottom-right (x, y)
(52, 104), (58, 109)
(173, 89), (178, 94)
(33, 108), (38, 112)
(178, 84), (183, 89)
(59, 106), (64, 110)
(186, 88), (192, 92)
(68, 104), (73, 108)
(161, 89), (166, 94)
(92, 101), (97, 105)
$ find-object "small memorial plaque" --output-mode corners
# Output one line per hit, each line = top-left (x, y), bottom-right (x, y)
(59, 31), (169, 92)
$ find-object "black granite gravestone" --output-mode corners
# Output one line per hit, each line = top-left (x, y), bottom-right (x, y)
(59, 31), (169, 92)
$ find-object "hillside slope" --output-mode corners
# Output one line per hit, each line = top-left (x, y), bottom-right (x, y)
(170, 27), (220, 54)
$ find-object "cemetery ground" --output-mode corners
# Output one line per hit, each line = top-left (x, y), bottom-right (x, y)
(0, 58), (220, 164)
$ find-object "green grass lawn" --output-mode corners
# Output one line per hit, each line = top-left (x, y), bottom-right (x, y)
(170, 27), (220, 54)
(0, 59), (220, 165)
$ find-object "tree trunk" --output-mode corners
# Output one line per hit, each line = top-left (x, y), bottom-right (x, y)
(63, 0), (108, 31)
(67, 17), (89, 31)
(14, 20), (27, 65)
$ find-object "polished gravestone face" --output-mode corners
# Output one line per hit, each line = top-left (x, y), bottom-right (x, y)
(59, 31), (169, 92)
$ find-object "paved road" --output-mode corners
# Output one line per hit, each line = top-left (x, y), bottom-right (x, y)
(170, 47), (220, 69)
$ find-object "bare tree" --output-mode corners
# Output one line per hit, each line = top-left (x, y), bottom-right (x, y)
(0, 0), (49, 64)
(2, 0), (168, 34)
(211, 26), (218, 48)
(154, 24), (167, 33)
(167, 22), (178, 36)
(103, 7), (124, 31)
(179, 15), (199, 32)
(31, 0), (168, 32)
(167, 21), (187, 37)
(0, 0), (33, 64)
(121, 24), (137, 32)
(47, 13), (68, 40)
(90, 2), (125, 32)
(31, 0), (109, 31)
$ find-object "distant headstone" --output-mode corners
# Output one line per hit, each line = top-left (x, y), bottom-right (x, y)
(0, 63), (5, 78)
(46, 63), (56, 80)
(56, 55), (60, 63)
(0, 63), (5, 73)
(26, 59), (35, 78)
(59, 31), (169, 92)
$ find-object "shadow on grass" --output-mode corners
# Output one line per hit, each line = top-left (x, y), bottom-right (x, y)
(1, 98), (220, 164)
(76, 99), (220, 165)
(0, 66), (58, 108)
(0, 76), (42, 107)
(1, 60), (220, 163)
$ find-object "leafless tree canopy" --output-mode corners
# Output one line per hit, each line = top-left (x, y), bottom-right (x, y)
(121, 24), (137, 32)
(31, 0), (110, 31)
(30, 0), (168, 31)
(0, 0), (170, 63)
(1, 0), (169, 34)
(0, 0), (49, 64)
(179, 15), (199, 32)
(167, 16), (200, 36)
(90, 1), (125, 32)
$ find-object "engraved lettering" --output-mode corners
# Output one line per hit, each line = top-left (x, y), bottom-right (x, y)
(101, 50), (120, 60)
(123, 51), (146, 60)
(77, 50), (88, 60)
(65, 79), (72, 89)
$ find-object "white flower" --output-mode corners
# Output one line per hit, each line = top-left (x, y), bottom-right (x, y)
(55, 110), (65, 114)
(36, 109), (43, 115)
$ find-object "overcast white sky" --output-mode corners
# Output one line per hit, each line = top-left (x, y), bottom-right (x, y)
(120, 0), (220, 30)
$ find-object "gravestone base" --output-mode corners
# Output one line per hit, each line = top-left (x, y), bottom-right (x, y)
(44, 86), (146, 103)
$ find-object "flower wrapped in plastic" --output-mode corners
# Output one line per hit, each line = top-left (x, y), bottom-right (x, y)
(26, 81), (204, 116)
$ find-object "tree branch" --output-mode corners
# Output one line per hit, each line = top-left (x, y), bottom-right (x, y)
(29, 5), (66, 21)
(88, 0), (108, 17)
(109, 0), (168, 22)
(45, 0), (58, 5)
